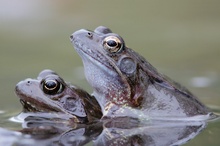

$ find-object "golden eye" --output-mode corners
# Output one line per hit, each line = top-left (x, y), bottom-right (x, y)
(103, 36), (122, 53)
(42, 79), (63, 95)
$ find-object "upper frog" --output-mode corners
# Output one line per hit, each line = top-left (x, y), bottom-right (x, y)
(70, 26), (210, 119)
(15, 69), (102, 123)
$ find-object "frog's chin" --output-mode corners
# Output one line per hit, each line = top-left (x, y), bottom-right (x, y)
(77, 49), (118, 75)
(78, 49), (118, 82)
(82, 57), (116, 88)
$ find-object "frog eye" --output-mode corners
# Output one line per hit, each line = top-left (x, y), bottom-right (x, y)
(103, 36), (122, 53)
(42, 79), (63, 95)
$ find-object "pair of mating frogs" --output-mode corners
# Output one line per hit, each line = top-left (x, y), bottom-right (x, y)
(15, 26), (212, 124)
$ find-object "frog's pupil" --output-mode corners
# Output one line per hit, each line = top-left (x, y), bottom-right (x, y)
(42, 78), (64, 95)
(107, 40), (117, 47)
(45, 80), (57, 89)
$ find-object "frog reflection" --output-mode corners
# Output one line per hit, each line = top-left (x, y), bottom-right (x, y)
(18, 117), (103, 146)
(16, 116), (206, 146)
(70, 26), (212, 119)
(15, 69), (102, 123)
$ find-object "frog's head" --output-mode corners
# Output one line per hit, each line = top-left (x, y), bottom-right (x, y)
(15, 69), (102, 123)
(70, 26), (149, 107)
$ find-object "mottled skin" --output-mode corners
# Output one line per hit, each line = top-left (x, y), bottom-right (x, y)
(15, 69), (102, 123)
(70, 26), (210, 119)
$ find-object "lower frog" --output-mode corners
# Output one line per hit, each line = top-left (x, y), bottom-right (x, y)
(15, 69), (102, 123)
(70, 26), (213, 120)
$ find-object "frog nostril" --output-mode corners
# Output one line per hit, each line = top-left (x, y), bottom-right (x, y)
(87, 32), (93, 38)
(27, 80), (31, 85)
(70, 35), (74, 40)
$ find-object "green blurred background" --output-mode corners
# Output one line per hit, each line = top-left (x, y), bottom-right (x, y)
(0, 1), (220, 145)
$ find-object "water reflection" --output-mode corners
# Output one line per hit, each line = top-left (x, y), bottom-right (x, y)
(95, 121), (206, 146)
(1, 113), (209, 146)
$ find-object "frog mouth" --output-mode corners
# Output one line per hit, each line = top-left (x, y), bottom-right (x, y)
(16, 87), (62, 113)
(19, 99), (61, 113)
(20, 99), (42, 112)
(18, 96), (63, 113)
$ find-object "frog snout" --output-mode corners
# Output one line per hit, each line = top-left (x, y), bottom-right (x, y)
(15, 79), (31, 94)
(16, 78), (33, 88)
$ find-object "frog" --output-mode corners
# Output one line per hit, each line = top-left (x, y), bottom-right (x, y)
(15, 69), (102, 123)
(70, 26), (211, 119)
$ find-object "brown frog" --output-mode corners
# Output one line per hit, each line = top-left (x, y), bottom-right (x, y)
(15, 69), (102, 123)
(70, 26), (211, 119)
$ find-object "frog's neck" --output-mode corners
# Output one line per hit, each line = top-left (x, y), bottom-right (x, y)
(92, 80), (131, 108)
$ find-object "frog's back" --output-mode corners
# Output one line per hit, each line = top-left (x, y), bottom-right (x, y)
(129, 48), (209, 117)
